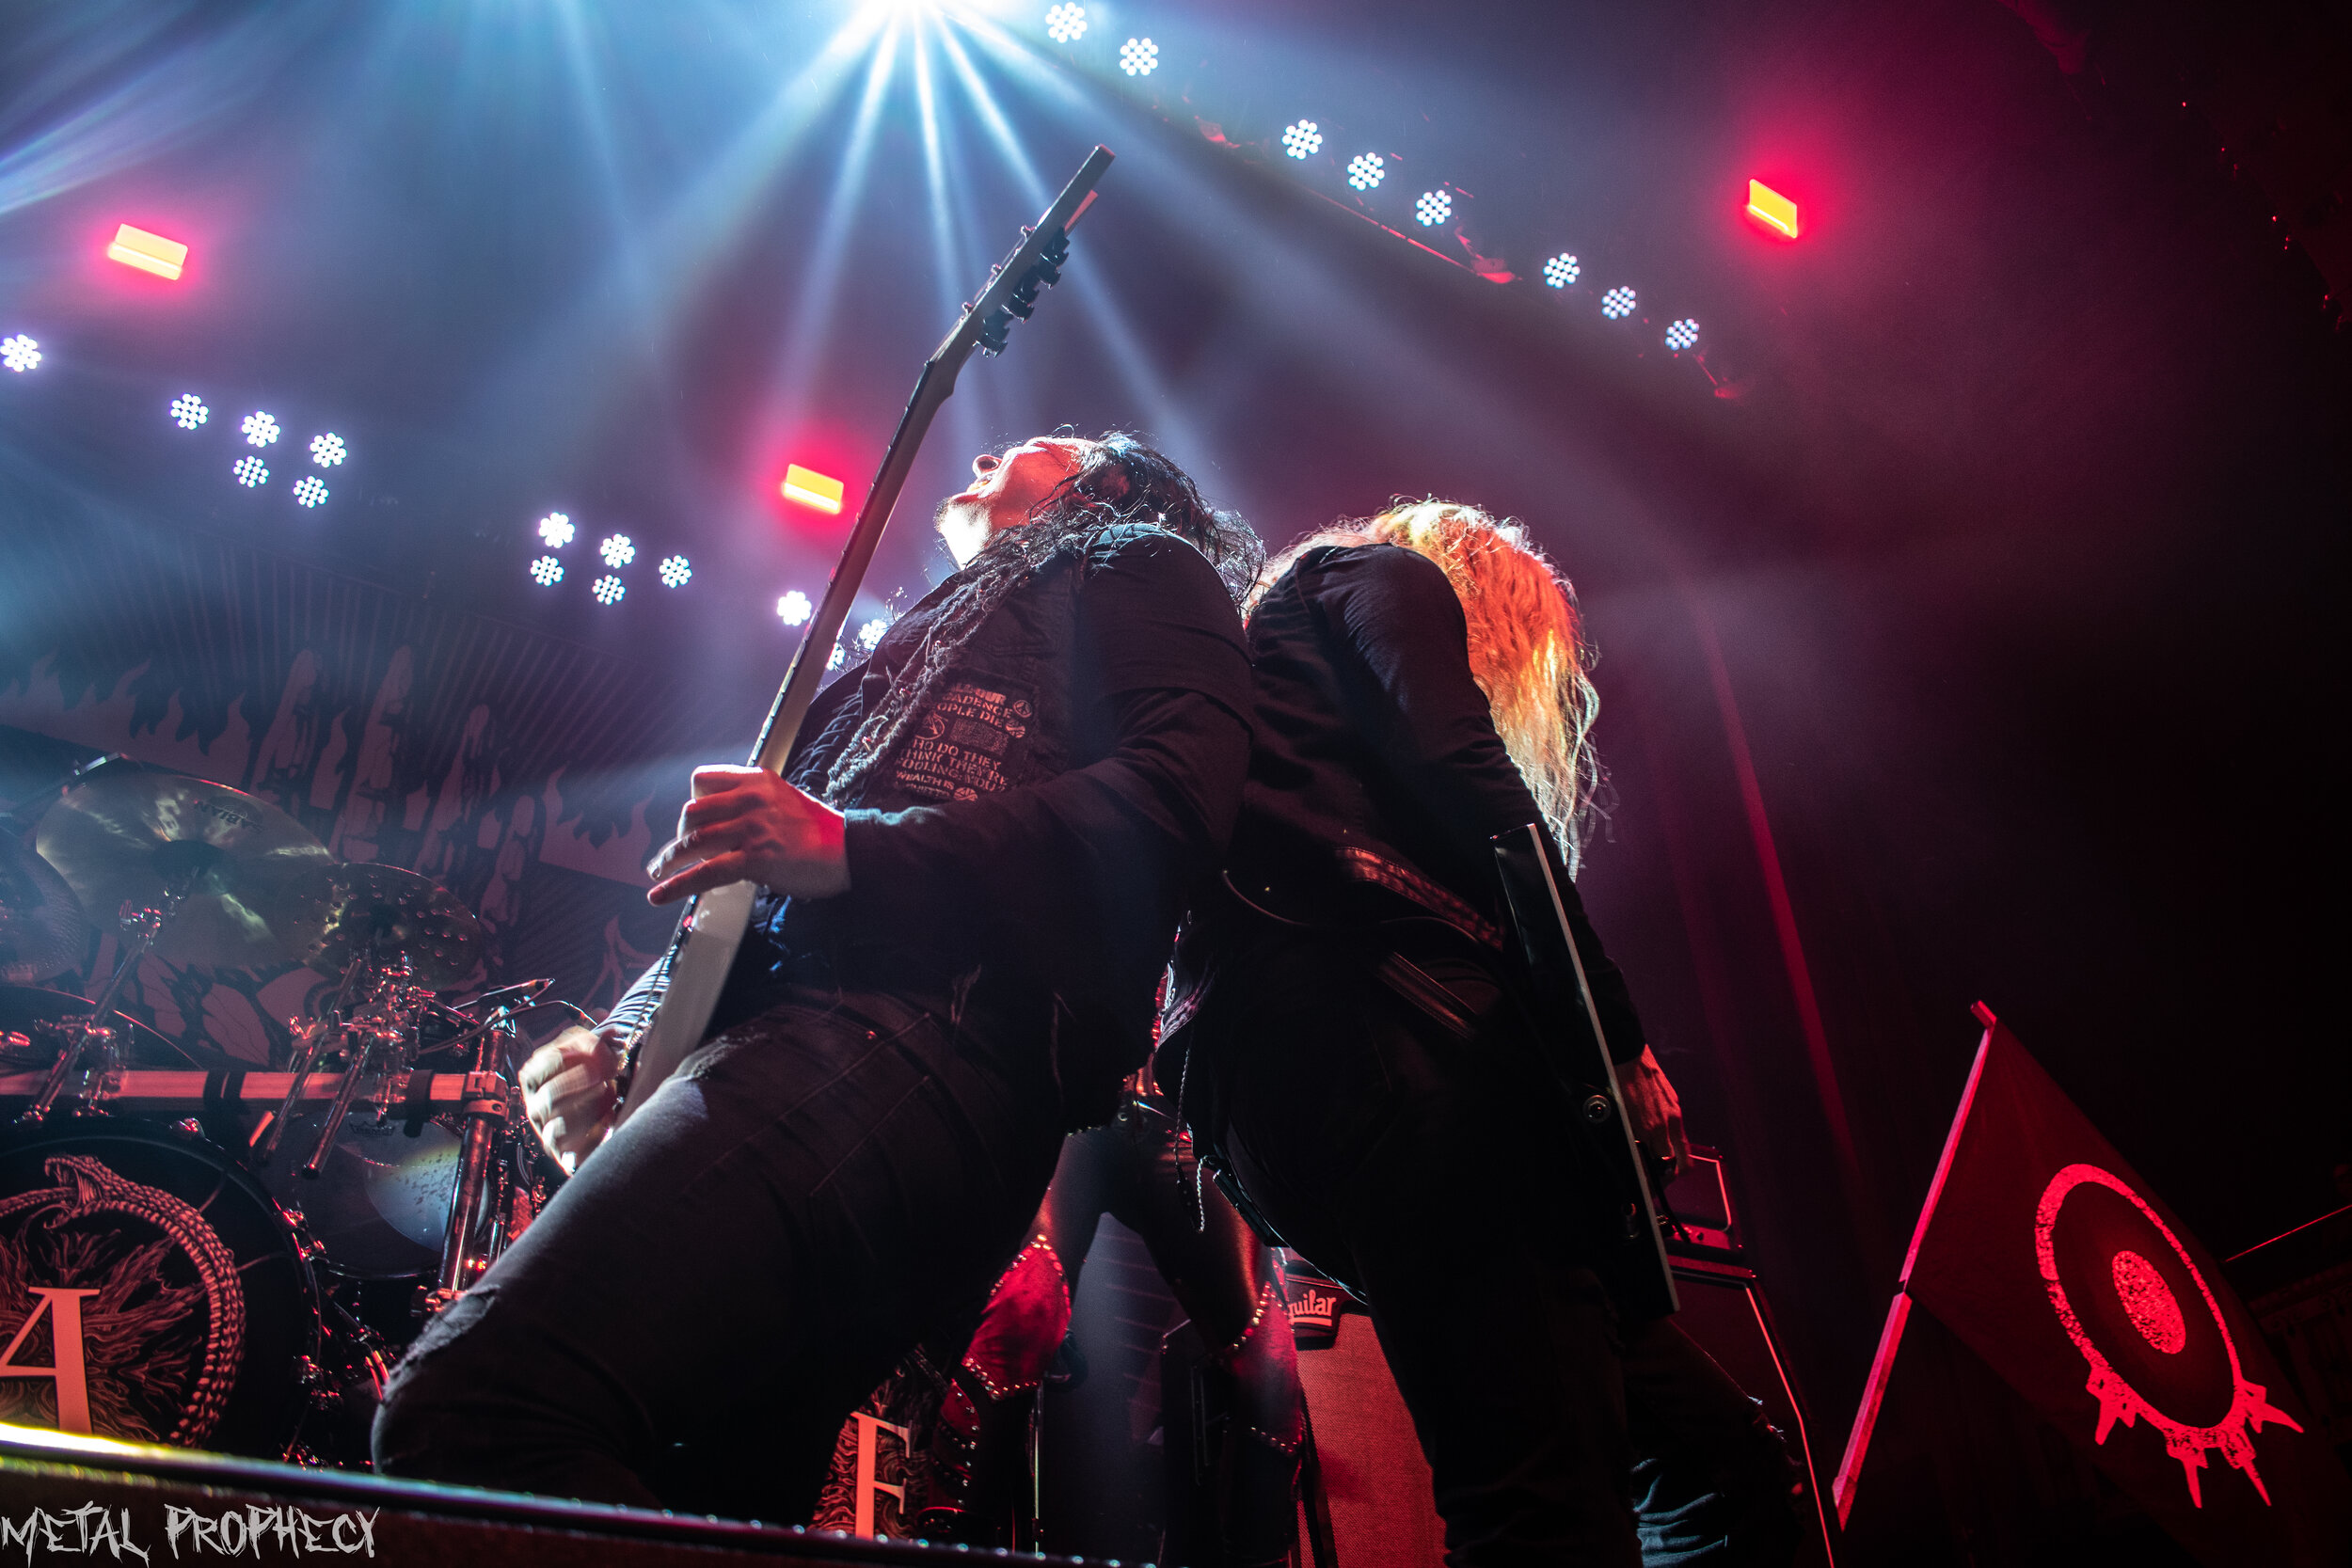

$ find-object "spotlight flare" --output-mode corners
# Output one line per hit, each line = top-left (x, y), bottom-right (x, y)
(232, 456), (269, 487)
(169, 394), (210, 429)
(530, 557), (564, 587)
(1281, 121), (1324, 160)
(1600, 286), (1637, 320)
(2, 336), (41, 373)
(592, 575), (626, 607)
(241, 411), (280, 447)
(1664, 319), (1699, 351)
(537, 513), (575, 548)
(659, 555), (692, 589)
(1414, 190), (1452, 227)
(1044, 4), (1086, 43)
(598, 534), (636, 569)
(310, 433), (346, 467)
(1119, 38), (1157, 75)
(292, 475), (328, 508)
(1345, 153), (1385, 191)
(777, 591), (813, 626)
(1542, 253), (1580, 288)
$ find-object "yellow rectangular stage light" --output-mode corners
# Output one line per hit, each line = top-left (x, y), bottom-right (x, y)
(1744, 180), (1800, 240)
(106, 223), (189, 280)
(781, 464), (846, 515)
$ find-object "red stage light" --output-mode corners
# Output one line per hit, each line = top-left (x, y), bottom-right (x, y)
(781, 464), (846, 515)
(1744, 180), (1800, 240)
(106, 223), (188, 280)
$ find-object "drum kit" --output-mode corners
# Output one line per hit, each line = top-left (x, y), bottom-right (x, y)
(0, 766), (572, 1465)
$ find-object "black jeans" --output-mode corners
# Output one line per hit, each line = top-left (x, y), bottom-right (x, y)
(372, 986), (1066, 1519)
(1201, 936), (1793, 1568)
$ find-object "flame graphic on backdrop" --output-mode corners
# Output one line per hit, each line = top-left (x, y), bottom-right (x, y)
(2035, 1164), (2301, 1506)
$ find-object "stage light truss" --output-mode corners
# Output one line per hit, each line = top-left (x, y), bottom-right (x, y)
(1600, 286), (1637, 320)
(1281, 120), (1324, 160)
(169, 394), (209, 429)
(241, 411), (280, 447)
(598, 533), (636, 569)
(777, 591), (813, 626)
(2, 335), (41, 373)
(1119, 38), (1157, 75)
(232, 456), (269, 487)
(530, 556), (564, 587)
(292, 475), (328, 508)
(310, 433), (346, 467)
(1044, 4), (1086, 43)
(538, 513), (575, 548)
(659, 554), (692, 588)
(1543, 253), (1580, 288)
(1346, 153), (1385, 191)
(591, 574), (626, 607)
(1414, 190), (1452, 227)
(1665, 318), (1699, 351)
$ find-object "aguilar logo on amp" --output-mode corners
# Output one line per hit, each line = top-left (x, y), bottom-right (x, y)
(0, 1156), (246, 1446)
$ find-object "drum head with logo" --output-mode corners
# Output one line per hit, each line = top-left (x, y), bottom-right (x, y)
(0, 1120), (316, 1457)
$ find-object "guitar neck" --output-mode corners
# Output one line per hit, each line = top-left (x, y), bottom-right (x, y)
(748, 363), (954, 776)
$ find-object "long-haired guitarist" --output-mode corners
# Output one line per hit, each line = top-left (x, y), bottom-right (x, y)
(373, 433), (1261, 1516)
(1163, 501), (1800, 1564)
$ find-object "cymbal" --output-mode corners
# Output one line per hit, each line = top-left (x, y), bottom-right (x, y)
(34, 774), (329, 970)
(278, 863), (483, 990)
(0, 984), (227, 1070)
(0, 831), (89, 985)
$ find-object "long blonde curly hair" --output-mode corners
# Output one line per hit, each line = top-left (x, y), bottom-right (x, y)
(1253, 499), (1604, 868)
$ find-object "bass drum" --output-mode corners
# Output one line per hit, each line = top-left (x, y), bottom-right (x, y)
(0, 1119), (319, 1459)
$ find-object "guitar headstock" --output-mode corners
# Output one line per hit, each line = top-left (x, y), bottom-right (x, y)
(930, 145), (1110, 376)
(976, 225), (1070, 356)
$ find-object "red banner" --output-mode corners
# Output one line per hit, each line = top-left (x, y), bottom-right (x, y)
(1848, 1012), (2349, 1565)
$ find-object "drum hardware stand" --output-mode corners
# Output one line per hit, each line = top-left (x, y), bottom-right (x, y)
(20, 895), (172, 1124)
(298, 952), (433, 1180)
(421, 1002), (530, 1316)
(256, 951), (371, 1167)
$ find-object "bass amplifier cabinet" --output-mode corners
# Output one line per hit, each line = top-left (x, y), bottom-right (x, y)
(1246, 1148), (1838, 1568)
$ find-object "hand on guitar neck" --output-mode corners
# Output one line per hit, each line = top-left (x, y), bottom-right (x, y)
(1618, 1043), (1692, 1180)
(645, 765), (850, 907)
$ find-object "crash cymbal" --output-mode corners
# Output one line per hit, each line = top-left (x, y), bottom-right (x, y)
(0, 985), (226, 1070)
(34, 774), (329, 970)
(278, 863), (483, 990)
(0, 831), (89, 985)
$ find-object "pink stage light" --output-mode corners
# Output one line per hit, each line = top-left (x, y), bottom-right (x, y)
(781, 464), (846, 515)
(1744, 180), (1800, 240)
(106, 223), (188, 280)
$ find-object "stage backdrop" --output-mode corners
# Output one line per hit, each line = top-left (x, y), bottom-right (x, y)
(0, 477), (725, 1067)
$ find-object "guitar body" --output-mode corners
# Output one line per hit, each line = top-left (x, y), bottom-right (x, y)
(608, 146), (1115, 1126)
(614, 879), (752, 1123)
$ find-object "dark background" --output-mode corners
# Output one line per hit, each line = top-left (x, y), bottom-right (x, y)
(1, 0), (2344, 1560)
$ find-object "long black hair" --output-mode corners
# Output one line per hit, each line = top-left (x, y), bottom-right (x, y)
(819, 432), (1262, 804)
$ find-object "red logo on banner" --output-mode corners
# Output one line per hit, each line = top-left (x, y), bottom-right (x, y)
(2035, 1163), (2302, 1507)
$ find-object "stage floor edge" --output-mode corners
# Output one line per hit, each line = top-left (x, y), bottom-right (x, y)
(0, 1423), (1082, 1566)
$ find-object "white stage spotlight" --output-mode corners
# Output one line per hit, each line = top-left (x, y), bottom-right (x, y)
(1346, 153), (1385, 190)
(598, 533), (636, 568)
(1542, 253), (1580, 288)
(538, 513), (575, 548)
(530, 556), (564, 587)
(1281, 121), (1324, 159)
(1044, 4), (1086, 43)
(659, 554), (692, 588)
(1600, 286), (1637, 319)
(592, 574), (626, 606)
(777, 590), (813, 626)
(1, 336), (40, 373)
(1664, 319), (1699, 350)
(241, 411), (280, 447)
(292, 475), (328, 508)
(170, 394), (210, 429)
(1119, 38), (1157, 75)
(233, 456), (269, 487)
(1415, 190), (1451, 227)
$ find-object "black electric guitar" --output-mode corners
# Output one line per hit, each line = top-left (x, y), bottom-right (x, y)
(612, 145), (1116, 1123)
(1491, 823), (1679, 1319)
